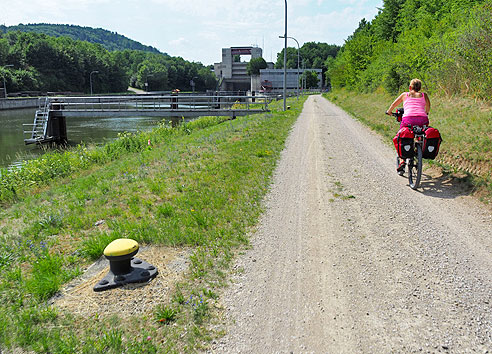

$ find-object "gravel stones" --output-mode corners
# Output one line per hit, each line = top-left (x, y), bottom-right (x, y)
(211, 95), (492, 353)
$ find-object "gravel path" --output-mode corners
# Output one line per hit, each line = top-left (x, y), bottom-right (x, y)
(211, 95), (492, 353)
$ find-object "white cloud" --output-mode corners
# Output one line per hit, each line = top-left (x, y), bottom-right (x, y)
(1, 0), (111, 25)
(149, 0), (281, 18)
(0, 0), (382, 65)
(168, 37), (190, 46)
(336, 0), (367, 5)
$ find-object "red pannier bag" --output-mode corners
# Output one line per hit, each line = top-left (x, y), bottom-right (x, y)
(423, 127), (442, 159)
(393, 126), (415, 159)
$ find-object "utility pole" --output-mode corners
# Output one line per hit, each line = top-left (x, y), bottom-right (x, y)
(145, 74), (153, 93)
(190, 76), (198, 94)
(283, 0), (287, 111)
(90, 70), (99, 95)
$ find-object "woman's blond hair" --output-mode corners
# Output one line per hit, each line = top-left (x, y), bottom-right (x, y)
(410, 78), (422, 92)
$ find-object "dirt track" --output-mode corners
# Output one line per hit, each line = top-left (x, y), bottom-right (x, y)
(211, 95), (492, 353)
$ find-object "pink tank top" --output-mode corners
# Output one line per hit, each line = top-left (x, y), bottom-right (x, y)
(403, 92), (427, 117)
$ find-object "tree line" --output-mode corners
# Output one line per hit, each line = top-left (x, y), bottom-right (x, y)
(326, 0), (492, 99)
(275, 42), (341, 87)
(0, 24), (161, 53)
(0, 31), (217, 94)
(275, 42), (340, 70)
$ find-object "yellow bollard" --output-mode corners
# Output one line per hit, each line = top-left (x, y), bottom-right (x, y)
(94, 238), (158, 292)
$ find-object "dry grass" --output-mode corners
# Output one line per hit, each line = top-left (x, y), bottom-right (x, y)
(54, 246), (191, 319)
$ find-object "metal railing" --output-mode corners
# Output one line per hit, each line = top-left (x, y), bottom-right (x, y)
(23, 94), (271, 144)
(35, 94), (270, 114)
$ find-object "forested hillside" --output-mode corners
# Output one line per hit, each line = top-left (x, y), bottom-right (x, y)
(0, 31), (216, 94)
(326, 0), (492, 99)
(0, 24), (160, 53)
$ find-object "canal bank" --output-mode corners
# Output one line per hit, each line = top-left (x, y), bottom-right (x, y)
(0, 97), (305, 352)
(0, 107), (170, 168)
(0, 98), (38, 110)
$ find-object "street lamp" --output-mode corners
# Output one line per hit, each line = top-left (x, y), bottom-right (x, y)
(279, 35), (300, 100)
(190, 76), (198, 94)
(145, 74), (153, 93)
(90, 70), (99, 95)
(2, 64), (14, 99)
(302, 59), (306, 91)
(283, 0), (287, 111)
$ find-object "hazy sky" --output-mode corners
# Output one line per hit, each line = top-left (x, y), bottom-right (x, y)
(1, 0), (383, 65)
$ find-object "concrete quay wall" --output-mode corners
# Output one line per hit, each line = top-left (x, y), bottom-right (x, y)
(0, 98), (38, 110)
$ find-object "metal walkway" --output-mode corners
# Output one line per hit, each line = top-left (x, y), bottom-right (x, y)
(24, 94), (270, 145)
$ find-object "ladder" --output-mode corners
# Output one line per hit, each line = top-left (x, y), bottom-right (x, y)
(23, 99), (51, 144)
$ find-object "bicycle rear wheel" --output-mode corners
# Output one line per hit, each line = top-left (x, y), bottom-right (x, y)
(408, 144), (422, 189)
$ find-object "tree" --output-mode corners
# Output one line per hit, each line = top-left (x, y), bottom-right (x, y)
(246, 57), (267, 76)
(371, 0), (405, 42)
(312, 57), (323, 69)
(300, 42), (340, 69)
(275, 47), (298, 69)
(301, 71), (319, 89)
(323, 0), (490, 98)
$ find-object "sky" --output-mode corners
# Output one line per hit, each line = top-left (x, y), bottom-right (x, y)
(0, 0), (383, 66)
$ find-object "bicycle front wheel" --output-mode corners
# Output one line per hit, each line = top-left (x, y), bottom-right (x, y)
(408, 144), (422, 190)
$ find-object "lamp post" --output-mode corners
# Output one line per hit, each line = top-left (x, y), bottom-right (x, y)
(283, 0), (287, 111)
(301, 59), (306, 91)
(145, 74), (153, 93)
(2, 64), (14, 99)
(279, 35), (300, 100)
(90, 70), (99, 95)
(190, 76), (198, 94)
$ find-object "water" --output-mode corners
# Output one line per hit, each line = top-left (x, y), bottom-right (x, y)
(0, 108), (168, 169)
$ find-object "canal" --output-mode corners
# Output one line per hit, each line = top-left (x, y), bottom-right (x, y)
(0, 108), (168, 169)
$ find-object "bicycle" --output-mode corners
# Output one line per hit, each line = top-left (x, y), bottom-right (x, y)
(386, 109), (424, 190)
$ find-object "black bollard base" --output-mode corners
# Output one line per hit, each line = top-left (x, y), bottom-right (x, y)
(93, 257), (158, 292)
(94, 238), (158, 292)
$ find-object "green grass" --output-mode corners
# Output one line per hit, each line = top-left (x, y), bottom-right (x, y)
(0, 96), (306, 353)
(323, 89), (492, 202)
(154, 305), (178, 325)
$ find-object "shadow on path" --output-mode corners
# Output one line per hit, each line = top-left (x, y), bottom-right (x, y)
(417, 169), (474, 199)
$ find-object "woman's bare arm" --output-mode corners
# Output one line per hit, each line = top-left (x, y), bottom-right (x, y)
(424, 92), (431, 114)
(386, 93), (405, 114)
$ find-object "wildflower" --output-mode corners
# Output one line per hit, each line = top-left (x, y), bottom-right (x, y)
(148, 139), (151, 146)
(146, 336), (152, 341)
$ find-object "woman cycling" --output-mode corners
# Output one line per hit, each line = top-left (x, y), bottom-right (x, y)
(386, 78), (431, 127)
(386, 78), (431, 171)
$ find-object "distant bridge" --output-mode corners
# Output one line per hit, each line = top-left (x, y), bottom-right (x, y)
(23, 94), (270, 145)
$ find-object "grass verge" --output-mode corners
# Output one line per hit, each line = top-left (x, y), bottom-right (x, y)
(323, 89), (492, 203)
(0, 96), (306, 353)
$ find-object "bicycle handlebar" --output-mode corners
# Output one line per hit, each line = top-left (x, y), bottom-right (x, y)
(386, 110), (403, 122)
